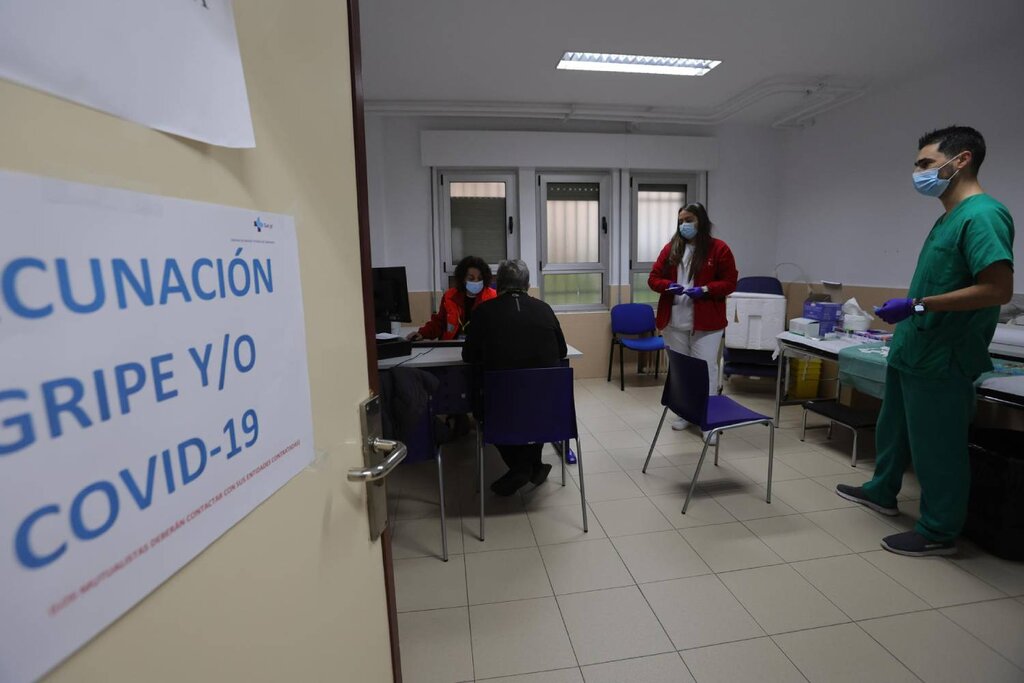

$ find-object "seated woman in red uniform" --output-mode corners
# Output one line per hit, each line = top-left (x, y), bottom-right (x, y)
(407, 255), (497, 341)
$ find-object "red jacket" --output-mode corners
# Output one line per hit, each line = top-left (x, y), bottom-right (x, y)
(648, 238), (738, 331)
(418, 286), (497, 340)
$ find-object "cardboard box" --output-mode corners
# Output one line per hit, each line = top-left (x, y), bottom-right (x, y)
(725, 292), (787, 350)
(789, 317), (820, 337)
(803, 301), (843, 322)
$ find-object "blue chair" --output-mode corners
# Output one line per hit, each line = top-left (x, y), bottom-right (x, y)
(476, 367), (587, 540)
(643, 350), (776, 513)
(401, 396), (452, 561)
(719, 276), (784, 394)
(608, 303), (667, 391)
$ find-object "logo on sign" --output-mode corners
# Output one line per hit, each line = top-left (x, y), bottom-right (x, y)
(254, 217), (273, 232)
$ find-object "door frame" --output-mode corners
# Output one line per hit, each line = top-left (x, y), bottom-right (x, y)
(346, 0), (402, 681)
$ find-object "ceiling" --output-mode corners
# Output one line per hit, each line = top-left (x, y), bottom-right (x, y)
(359, 0), (1023, 127)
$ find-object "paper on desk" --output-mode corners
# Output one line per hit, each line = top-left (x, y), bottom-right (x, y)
(376, 333), (400, 340)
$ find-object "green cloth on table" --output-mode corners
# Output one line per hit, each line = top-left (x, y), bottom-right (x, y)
(838, 343), (889, 399)
(839, 342), (1024, 400)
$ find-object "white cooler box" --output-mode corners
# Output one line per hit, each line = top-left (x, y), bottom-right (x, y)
(725, 292), (787, 350)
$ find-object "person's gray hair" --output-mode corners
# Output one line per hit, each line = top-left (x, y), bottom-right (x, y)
(496, 259), (530, 293)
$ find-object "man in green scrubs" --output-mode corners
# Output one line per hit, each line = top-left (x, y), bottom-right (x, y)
(837, 126), (1015, 556)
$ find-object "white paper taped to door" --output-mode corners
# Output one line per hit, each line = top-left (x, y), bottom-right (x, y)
(0, 170), (314, 683)
(0, 0), (255, 148)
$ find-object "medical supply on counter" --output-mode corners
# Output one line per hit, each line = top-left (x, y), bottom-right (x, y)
(841, 298), (873, 332)
(802, 301), (842, 334)
(803, 301), (843, 322)
(789, 317), (820, 337)
(850, 329), (894, 343)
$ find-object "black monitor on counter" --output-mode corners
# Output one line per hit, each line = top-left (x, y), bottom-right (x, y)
(372, 266), (412, 335)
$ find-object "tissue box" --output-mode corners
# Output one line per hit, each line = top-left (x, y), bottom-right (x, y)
(725, 292), (787, 350)
(803, 301), (843, 322)
(789, 317), (820, 337)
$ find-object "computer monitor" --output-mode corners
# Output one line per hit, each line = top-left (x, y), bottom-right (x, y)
(372, 266), (411, 334)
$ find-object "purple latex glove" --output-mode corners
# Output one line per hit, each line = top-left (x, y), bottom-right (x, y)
(874, 298), (914, 324)
(666, 283), (685, 295)
(683, 286), (706, 299)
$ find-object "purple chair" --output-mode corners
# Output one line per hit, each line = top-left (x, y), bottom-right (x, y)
(392, 365), (472, 562)
(608, 303), (667, 391)
(643, 349), (776, 513)
(401, 396), (452, 561)
(477, 367), (588, 540)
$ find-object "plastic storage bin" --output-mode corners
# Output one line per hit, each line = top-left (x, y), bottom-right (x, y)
(965, 429), (1024, 560)
(725, 292), (787, 350)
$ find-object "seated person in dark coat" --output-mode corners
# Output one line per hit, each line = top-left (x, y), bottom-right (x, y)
(462, 259), (568, 496)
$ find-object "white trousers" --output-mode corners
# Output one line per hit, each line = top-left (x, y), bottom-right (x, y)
(662, 327), (723, 396)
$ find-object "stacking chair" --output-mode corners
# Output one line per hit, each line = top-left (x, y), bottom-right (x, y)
(608, 303), (666, 391)
(400, 396), (452, 561)
(476, 367), (587, 540)
(800, 399), (877, 467)
(643, 350), (776, 513)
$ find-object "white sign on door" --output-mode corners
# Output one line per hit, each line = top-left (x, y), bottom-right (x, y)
(0, 170), (314, 683)
(0, 0), (255, 148)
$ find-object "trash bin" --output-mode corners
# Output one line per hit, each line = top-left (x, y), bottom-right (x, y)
(965, 429), (1024, 560)
(790, 357), (822, 399)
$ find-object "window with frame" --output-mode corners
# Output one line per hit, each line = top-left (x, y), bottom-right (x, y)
(629, 175), (701, 304)
(539, 173), (610, 310)
(438, 171), (518, 286)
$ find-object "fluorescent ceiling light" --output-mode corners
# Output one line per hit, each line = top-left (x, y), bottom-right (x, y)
(557, 51), (721, 76)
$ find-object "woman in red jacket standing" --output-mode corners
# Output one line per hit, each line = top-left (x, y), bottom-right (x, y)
(408, 255), (497, 341)
(648, 202), (738, 433)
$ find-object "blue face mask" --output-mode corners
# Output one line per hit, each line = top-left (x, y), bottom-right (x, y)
(678, 222), (697, 240)
(465, 280), (484, 296)
(912, 154), (963, 197)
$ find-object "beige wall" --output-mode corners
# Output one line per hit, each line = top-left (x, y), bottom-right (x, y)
(409, 290), (439, 328)
(0, 2), (393, 682)
(407, 282), (917, 382)
(781, 282), (908, 331)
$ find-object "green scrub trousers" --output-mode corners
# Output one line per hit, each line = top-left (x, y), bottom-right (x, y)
(862, 366), (976, 542)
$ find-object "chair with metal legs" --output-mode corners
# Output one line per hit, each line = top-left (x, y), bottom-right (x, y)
(399, 396), (452, 561)
(608, 303), (666, 391)
(799, 398), (877, 467)
(643, 349), (776, 513)
(476, 367), (588, 540)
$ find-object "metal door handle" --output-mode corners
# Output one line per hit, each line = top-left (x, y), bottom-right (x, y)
(347, 438), (407, 481)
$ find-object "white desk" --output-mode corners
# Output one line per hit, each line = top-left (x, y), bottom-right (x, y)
(378, 343), (583, 370)
(990, 323), (1024, 361)
(774, 328), (1024, 422)
(978, 375), (1024, 409)
(773, 332), (874, 425)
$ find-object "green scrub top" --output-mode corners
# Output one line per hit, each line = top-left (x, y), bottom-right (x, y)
(888, 194), (1015, 379)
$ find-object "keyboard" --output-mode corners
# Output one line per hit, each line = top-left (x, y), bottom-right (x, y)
(411, 339), (465, 348)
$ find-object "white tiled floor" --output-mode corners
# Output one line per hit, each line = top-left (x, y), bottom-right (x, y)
(388, 375), (1024, 682)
